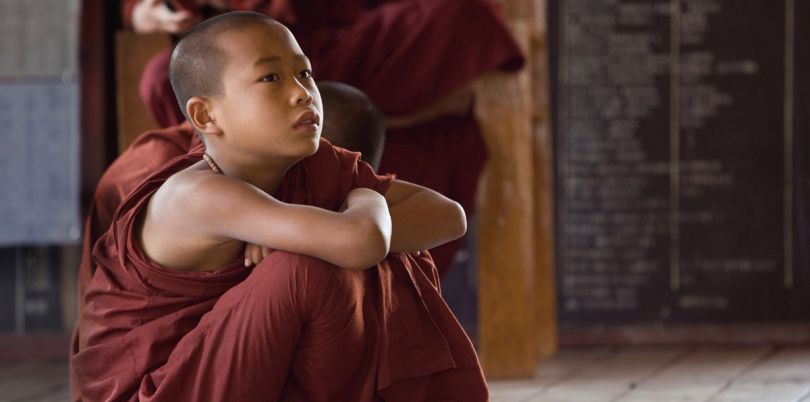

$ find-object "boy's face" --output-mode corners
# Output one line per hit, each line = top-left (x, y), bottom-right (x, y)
(212, 22), (322, 161)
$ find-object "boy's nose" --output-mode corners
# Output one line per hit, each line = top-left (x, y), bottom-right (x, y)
(296, 90), (314, 105)
(291, 81), (314, 106)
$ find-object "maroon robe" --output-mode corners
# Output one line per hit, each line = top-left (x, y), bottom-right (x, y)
(71, 135), (487, 401)
(124, 0), (525, 274)
(76, 122), (200, 314)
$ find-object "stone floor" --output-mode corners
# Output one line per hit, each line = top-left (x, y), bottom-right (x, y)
(2, 345), (809, 401)
(489, 345), (810, 402)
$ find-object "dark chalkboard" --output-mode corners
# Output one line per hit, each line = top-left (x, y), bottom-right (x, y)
(550, 0), (809, 324)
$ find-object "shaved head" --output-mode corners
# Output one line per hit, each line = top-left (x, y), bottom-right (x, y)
(319, 82), (386, 169)
(169, 11), (279, 122)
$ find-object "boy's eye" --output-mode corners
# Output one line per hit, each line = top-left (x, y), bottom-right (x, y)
(299, 69), (313, 79)
(261, 73), (280, 82)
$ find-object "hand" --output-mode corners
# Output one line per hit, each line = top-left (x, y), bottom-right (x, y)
(244, 242), (273, 267)
(385, 84), (474, 129)
(131, 0), (201, 34)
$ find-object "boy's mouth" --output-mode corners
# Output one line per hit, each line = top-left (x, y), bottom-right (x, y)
(293, 110), (320, 129)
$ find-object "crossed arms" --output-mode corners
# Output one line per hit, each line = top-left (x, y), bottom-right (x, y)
(143, 170), (466, 271)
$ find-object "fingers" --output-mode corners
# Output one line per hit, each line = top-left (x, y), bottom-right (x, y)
(243, 243), (252, 267)
(244, 244), (274, 267)
(244, 243), (259, 267)
(131, 0), (163, 33)
(253, 245), (262, 266)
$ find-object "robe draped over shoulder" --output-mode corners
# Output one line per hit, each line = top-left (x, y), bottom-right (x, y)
(76, 122), (200, 310)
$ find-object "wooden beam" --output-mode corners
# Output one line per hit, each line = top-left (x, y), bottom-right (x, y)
(475, 20), (537, 378)
(534, 120), (557, 360)
(477, 0), (558, 376)
(529, 0), (559, 360)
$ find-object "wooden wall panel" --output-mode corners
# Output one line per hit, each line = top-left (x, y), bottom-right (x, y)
(114, 32), (169, 153)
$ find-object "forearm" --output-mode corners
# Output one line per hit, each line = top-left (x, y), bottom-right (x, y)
(270, 197), (390, 270)
(389, 191), (467, 253)
(193, 175), (391, 270)
(242, 203), (389, 270)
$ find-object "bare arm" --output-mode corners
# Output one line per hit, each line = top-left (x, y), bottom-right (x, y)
(159, 172), (391, 270)
(240, 179), (463, 266)
(384, 180), (467, 253)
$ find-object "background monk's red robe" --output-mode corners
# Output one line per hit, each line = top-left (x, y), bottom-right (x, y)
(124, 0), (525, 274)
(72, 136), (488, 401)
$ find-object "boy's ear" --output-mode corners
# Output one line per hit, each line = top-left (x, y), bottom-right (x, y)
(186, 96), (223, 135)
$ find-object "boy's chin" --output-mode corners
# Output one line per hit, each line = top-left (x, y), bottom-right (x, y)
(294, 135), (321, 158)
(305, 136), (320, 156)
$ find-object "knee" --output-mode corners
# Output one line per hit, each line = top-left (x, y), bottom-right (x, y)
(252, 252), (364, 319)
(253, 251), (340, 279)
(252, 252), (356, 294)
(216, 253), (337, 323)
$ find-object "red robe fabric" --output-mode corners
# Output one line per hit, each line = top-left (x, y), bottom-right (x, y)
(125, 0), (525, 274)
(71, 133), (487, 401)
(76, 122), (200, 313)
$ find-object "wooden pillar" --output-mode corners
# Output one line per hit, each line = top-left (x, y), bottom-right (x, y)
(476, 0), (557, 378)
(476, 19), (537, 378)
(529, 0), (558, 360)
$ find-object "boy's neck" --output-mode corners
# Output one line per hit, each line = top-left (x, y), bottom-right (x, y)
(204, 149), (295, 195)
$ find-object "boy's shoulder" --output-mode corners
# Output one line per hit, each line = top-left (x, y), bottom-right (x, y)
(303, 137), (392, 194)
(114, 149), (204, 213)
(158, 161), (219, 198)
(305, 137), (382, 182)
(308, 137), (360, 167)
(152, 140), (351, 212)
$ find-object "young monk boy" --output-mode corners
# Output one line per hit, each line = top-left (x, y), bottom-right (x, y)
(69, 81), (386, 399)
(71, 81), (385, 315)
(73, 11), (488, 402)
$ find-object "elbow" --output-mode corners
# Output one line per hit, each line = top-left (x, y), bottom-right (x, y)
(364, 221), (391, 268)
(448, 200), (467, 240)
(342, 218), (391, 271)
